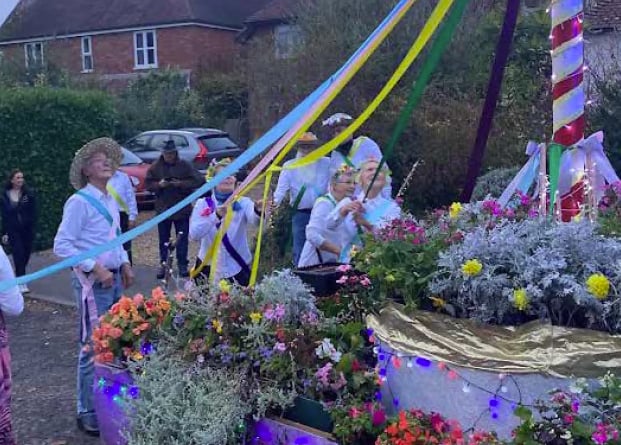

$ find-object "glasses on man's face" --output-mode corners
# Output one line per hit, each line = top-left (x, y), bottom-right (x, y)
(336, 181), (355, 185)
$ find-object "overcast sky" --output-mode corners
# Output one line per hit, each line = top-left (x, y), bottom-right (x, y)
(0, 0), (19, 27)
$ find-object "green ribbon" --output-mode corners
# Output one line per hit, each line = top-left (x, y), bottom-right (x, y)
(548, 142), (564, 217)
(363, 0), (471, 200)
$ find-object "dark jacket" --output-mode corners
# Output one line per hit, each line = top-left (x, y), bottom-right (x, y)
(1, 187), (36, 235)
(145, 156), (204, 219)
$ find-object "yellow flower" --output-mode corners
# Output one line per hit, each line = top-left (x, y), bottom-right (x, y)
(586, 273), (610, 300)
(249, 312), (262, 324)
(219, 279), (231, 294)
(385, 273), (396, 282)
(212, 319), (223, 334)
(449, 202), (462, 219)
(429, 296), (446, 309)
(461, 259), (483, 277)
(131, 351), (144, 361)
(513, 288), (529, 311)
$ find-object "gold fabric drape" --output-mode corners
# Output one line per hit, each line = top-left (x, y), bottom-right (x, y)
(367, 304), (621, 378)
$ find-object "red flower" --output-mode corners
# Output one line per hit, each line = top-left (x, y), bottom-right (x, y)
(352, 359), (363, 372)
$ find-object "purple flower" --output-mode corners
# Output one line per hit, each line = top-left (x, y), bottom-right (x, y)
(273, 342), (286, 353)
(315, 363), (333, 386)
(273, 304), (286, 322)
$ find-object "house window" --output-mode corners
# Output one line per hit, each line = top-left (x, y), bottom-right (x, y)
(274, 24), (302, 59)
(24, 42), (44, 68)
(134, 30), (157, 69)
(81, 36), (93, 72)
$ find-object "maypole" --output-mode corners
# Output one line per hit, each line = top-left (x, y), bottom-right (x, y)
(549, 0), (585, 219)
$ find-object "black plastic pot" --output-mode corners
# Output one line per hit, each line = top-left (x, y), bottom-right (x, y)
(283, 396), (333, 433)
(294, 263), (343, 297)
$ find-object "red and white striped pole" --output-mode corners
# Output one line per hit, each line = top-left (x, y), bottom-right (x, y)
(550, 0), (586, 220)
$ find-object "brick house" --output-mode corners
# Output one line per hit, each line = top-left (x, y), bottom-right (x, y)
(0, 0), (270, 87)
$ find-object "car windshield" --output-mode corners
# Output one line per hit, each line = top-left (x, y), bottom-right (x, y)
(198, 136), (238, 152)
(121, 148), (143, 165)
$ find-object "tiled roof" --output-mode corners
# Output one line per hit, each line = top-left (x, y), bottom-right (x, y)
(585, 0), (621, 30)
(0, 0), (271, 42)
(245, 0), (297, 24)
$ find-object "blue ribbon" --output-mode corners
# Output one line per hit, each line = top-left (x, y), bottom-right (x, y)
(0, 0), (412, 293)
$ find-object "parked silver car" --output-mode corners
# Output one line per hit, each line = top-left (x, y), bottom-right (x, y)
(123, 129), (243, 173)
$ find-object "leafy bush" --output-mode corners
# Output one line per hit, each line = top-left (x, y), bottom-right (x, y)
(0, 87), (116, 249)
(430, 219), (621, 332)
(472, 166), (520, 201)
(113, 69), (206, 141)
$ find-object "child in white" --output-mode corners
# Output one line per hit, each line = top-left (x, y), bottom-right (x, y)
(189, 159), (261, 285)
(297, 166), (361, 268)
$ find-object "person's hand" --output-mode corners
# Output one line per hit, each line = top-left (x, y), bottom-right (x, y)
(339, 201), (364, 217)
(93, 263), (114, 288)
(121, 263), (134, 289)
(128, 220), (137, 229)
(216, 206), (227, 218)
(1, 234), (7, 245)
(159, 179), (169, 189)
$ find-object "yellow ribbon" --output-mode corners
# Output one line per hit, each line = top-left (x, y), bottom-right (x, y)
(249, 171), (274, 285)
(106, 183), (129, 213)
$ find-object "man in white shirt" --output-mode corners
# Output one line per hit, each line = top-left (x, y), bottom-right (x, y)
(322, 112), (392, 198)
(107, 170), (138, 264)
(273, 132), (330, 265)
(54, 138), (134, 437)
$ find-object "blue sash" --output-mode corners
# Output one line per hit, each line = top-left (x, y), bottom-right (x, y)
(76, 190), (122, 236)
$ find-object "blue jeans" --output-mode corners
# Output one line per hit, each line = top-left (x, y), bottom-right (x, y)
(72, 271), (123, 416)
(292, 211), (311, 266)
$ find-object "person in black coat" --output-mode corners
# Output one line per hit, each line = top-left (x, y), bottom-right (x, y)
(1, 169), (36, 292)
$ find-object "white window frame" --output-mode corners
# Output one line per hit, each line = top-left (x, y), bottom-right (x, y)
(24, 42), (44, 68)
(81, 36), (93, 73)
(133, 30), (157, 69)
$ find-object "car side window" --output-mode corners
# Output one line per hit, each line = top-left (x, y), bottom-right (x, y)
(126, 135), (151, 152)
(148, 134), (171, 150)
(170, 135), (190, 148)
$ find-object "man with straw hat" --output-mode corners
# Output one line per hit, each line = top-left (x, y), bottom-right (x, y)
(322, 112), (392, 198)
(273, 132), (330, 265)
(54, 137), (134, 437)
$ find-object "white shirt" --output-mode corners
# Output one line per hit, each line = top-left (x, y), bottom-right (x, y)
(273, 154), (330, 210)
(356, 192), (401, 230)
(189, 196), (260, 280)
(108, 170), (138, 221)
(54, 183), (130, 272)
(329, 136), (392, 198)
(0, 247), (24, 316)
(297, 193), (357, 268)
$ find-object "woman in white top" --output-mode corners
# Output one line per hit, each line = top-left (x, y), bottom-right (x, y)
(354, 159), (401, 231)
(189, 159), (261, 286)
(0, 245), (24, 443)
(297, 166), (361, 268)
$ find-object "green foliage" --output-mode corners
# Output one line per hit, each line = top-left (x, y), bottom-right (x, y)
(194, 72), (248, 126)
(472, 166), (520, 201)
(126, 351), (251, 445)
(0, 87), (116, 249)
(113, 69), (207, 141)
(590, 78), (621, 176)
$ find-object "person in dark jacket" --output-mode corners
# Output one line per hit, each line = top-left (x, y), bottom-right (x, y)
(1, 169), (37, 293)
(145, 140), (204, 279)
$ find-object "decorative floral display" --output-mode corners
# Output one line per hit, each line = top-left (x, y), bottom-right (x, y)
(92, 287), (172, 363)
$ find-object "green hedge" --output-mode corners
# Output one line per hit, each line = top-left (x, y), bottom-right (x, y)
(0, 87), (116, 250)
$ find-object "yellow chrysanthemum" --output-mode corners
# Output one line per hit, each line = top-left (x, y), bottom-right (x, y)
(449, 202), (462, 219)
(212, 319), (223, 334)
(586, 273), (610, 300)
(131, 351), (144, 361)
(513, 288), (529, 311)
(249, 312), (262, 324)
(219, 279), (231, 294)
(461, 259), (483, 277)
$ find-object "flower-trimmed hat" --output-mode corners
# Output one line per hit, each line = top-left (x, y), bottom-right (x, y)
(322, 113), (353, 127)
(205, 157), (234, 181)
(69, 137), (122, 190)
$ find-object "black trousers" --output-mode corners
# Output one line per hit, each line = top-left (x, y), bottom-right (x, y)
(157, 217), (189, 268)
(8, 226), (33, 277)
(193, 258), (250, 287)
(119, 212), (133, 265)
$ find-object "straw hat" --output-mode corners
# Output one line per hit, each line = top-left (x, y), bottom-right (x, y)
(296, 132), (319, 147)
(69, 137), (122, 190)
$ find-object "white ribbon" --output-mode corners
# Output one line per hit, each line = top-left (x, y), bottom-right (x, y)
(499, 141), (542, 208)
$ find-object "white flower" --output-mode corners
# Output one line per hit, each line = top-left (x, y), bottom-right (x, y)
(569, 377), (587, 394)
(315, 338), (342, 363)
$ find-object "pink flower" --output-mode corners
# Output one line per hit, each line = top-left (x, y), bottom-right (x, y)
(563, 414), (574, 424)
(371, 409), (386, 426)
(200, 206), (213, 217)
(263, 307), (275, 320)
(315, 363), (333, 386)
(273, 304), (285, 321)
(330, 372), (347, 391)
(273, 342), (286, 353)
(336, 275), (348, 285)
(504, 208), (515, 218)
(360, 276), (372, 287)
(571, 400), (580, 413)
(337, 264), (352, 273)
(349, 407), (363, 418)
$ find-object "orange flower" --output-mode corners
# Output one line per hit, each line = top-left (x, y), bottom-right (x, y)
(109, 327), (123, 339)
(118, 296), (133, 312)
(132, 327), (141, 336)
(158, 299), (171, 312)
(138, 322), (150, 332)
(151, 286), (165, 300)
(109, 303), (120, 316)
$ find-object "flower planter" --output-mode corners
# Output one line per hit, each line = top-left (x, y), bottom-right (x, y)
(253, 417), (338, 444)
(93, 363), (133, 445)
(367, 304), (621, 439)
(294, 263), (343, 297)
(283, 396), (333, 433)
